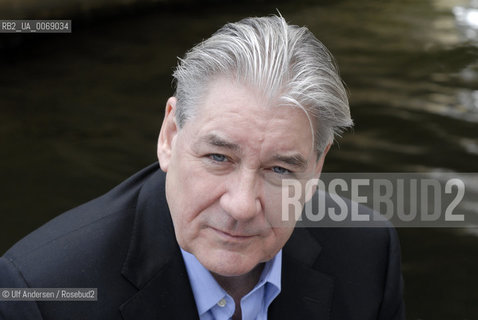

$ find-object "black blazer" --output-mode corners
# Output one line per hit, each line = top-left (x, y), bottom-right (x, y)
(0, 163), (405, 320)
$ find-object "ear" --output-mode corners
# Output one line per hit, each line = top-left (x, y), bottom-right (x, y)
(157, 97), (179, 172)
(305, 143), (331, 202)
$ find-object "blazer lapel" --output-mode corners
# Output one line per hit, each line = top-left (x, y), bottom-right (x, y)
(119, 255), (199, 320)
(268, 228), (334, 320)
(119, 168), (199, 320)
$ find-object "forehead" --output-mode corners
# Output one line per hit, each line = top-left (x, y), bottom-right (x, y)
(183, 78), (315, 157)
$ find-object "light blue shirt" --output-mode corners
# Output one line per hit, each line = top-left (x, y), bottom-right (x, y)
(180, 249), (282, 320)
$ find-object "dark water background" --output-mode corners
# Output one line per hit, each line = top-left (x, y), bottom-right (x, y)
(1, 0), (478, 318)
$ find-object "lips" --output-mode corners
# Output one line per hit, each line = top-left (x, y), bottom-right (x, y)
(210, 227), (255, 240)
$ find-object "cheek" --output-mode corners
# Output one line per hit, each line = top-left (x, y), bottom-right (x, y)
(263, 186), (296, 228)
(272, 225), (295, 246)
(257, 226), (294, 262)
(166, 164), (226, 232)
(261, 189), (296, 257)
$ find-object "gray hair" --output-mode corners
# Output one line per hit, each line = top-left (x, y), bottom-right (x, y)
(172, 15), (353, 154)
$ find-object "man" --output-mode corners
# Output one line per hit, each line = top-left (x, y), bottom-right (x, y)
(0, 15), (405, 319)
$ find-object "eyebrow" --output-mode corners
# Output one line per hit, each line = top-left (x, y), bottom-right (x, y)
(200, 133), (308, 169)
(201, 134), (241, 152)
(272, 154), (308, 170)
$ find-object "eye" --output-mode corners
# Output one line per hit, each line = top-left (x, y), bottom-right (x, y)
(208, 154), (227, 162)
(271, 166), (291, 175)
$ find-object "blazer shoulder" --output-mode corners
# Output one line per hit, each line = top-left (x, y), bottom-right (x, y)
(2, 163), (161, 281)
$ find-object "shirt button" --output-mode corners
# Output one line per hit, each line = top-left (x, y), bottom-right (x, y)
(217, 298), (227, 307)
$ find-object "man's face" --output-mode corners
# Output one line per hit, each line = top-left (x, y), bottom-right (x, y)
(157, 78), (328, 277)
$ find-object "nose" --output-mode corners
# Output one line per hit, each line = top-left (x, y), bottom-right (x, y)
(220, 169), (262, 221)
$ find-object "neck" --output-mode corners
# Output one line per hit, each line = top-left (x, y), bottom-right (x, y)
(212, 263), (265, 303)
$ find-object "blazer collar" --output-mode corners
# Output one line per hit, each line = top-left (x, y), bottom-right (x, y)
(268, 228), (335, 320)
(120, 167), (199, 320)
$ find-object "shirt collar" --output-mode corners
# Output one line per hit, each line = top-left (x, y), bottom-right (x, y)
(258, 250), (282, 293)
(180, 248), (282, 316)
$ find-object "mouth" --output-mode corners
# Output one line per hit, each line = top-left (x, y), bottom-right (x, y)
(210, 227), (256, 240)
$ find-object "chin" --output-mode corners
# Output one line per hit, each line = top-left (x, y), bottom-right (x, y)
(203, 256), (258, 277)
